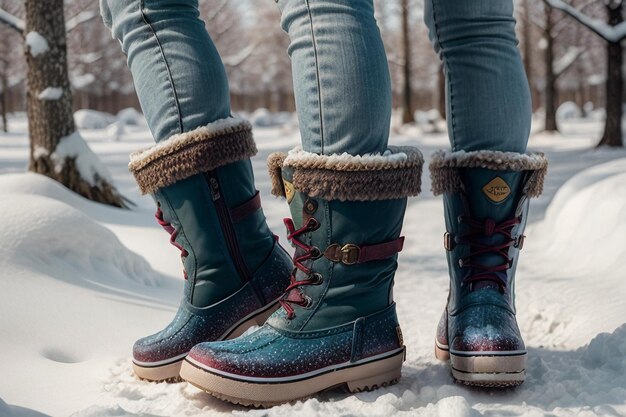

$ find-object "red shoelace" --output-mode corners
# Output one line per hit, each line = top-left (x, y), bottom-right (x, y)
(155, 205), (189, 279)
(456, 215), (521, 290)
(279, 217), (323, 319)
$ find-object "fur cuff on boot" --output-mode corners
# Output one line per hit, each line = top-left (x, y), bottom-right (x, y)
(429, 150), (548, 198)
(129, 117), (256, 194)
(268, 146), (423, 201)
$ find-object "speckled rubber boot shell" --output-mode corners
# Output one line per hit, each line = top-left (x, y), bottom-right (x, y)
(180, 146), (423, 406)
(429, 150), (548, 387)
(128, 118), (292, 381)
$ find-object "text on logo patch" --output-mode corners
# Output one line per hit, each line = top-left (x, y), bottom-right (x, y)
(482, 177), (511, 203)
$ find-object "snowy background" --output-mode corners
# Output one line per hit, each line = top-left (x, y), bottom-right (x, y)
(0, 109), (625, 417)
(0, 0), (624, 415)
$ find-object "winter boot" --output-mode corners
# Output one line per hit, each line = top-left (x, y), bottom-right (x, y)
(429, 150), (548, 386)
(179, 146), (423, 406)
(128, 117), (292, 381)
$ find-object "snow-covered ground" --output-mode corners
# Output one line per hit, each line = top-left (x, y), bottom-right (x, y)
(0, 113), (625, 417)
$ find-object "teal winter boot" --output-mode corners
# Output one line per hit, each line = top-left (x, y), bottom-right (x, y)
(179, 146), (423, 406)
(429, 150), (547, 386)
(128, 117), (292, 381)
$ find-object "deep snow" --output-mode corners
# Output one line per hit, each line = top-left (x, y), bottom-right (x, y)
(0, 113), (625, 417)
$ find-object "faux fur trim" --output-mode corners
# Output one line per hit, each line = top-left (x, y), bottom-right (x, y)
(268, 146), (423, 201)
(267, 152), (287, 197)
(429, 150), (548, 197)
(128, 117), (256, 194)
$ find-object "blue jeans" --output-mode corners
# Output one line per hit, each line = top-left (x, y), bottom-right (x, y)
(100, 0), (530, 155)
(424, 0), (531, 153)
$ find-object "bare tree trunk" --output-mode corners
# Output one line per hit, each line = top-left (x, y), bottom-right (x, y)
(597, 2), (624, 147)
(0, 72), (7, 132)
(0, 0), (9, 133)
(24, 0), (125, 207)
(400, 0), (414, 124)
(543, 3), (559, 132)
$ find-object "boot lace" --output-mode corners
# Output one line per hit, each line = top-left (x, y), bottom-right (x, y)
(457, 215), (521, 290)
(279, 217), (322, 319)
(155, 205), (189, 278)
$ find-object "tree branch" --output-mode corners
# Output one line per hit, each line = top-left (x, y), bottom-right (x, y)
(530, 13), (546, 31)
(0, 8), (24, 34)
(205, 0), (229, 23)
(554, 46), (586, 78)
(66, 10), (100, 33)
(222, 42), (256, 68)
(546, 0), (626, 43)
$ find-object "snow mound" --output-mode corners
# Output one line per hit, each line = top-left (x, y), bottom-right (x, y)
(0, 193), (158, 289)
(414, 109), (441, 125)
(75, 110), (117, 129)
(51, 131), (114, 185)
(106, 120), (126, 141)
(581, 324), (626, 371)
(250, 108), (293, 128)
(0, 172), (103, 210)
(556, 101), (581, 120)
(116, 108), (146, 126)
(530, 158), (626, 279)
(0, 173), (162, 293)
(0, 398), (50, 417)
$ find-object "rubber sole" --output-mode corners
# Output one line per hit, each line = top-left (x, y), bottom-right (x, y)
(132, 302), (279, 382)
(435, 342), (526, 387)
(180, 348), (406, 408)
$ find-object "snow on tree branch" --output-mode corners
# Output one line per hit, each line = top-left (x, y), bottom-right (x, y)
(0, 8), (25, 33)
(546, 0), (626, 43)
(205, 0), (229, 22)
(25, 32), (50, 57)
(66, 10), (100, 33)
(222, 43), (256, 68)
(554, 46), (586, 77)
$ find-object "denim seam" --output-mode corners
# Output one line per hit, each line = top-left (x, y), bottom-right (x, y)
(139, 0), (184, 135)
(429, 0), (458, 151)
(304, 0), (325, 154)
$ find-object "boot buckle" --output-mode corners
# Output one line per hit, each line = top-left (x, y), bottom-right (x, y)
(514, 234), (526, 250)
(341, 244), (361, 265)
(444, 232), (455, 251)
(324, 243), (361, 265)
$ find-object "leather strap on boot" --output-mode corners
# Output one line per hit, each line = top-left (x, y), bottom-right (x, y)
(229, 191), (262, 223)
(323, 237), (405, 265)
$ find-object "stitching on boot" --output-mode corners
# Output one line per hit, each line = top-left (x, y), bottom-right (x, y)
(429, 150), (548, 198)
(269, 146), (423, 201)
(128, 117), (256, 194)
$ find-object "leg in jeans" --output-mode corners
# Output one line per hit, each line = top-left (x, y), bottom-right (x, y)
(99, 0), (230, 140)
(425, 0), (548, 386)
(424, 0), (531, 153)
(179, 0), (424, 406)
(279, 0), (392, 155)
(99, 0), (293, 382)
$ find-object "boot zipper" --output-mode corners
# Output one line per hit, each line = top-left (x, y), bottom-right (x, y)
(205, 171), (252, 284)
